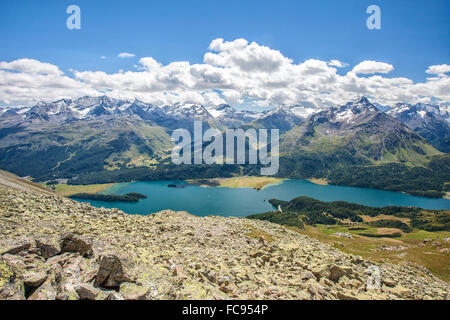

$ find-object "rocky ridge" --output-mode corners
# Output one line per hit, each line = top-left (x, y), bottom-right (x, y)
(0, 186), (449, 300)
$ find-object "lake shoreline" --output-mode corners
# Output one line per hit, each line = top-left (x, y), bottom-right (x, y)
(53, 177), (449, 201)
(74, 179), (450, 217)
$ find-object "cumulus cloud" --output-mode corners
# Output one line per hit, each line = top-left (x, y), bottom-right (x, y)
(0, 39), (449, 108)
(352, 61), (394, 74)
(204, 38), (292, 72)
(0, 58), (63, 75)
(118, 52), (136, 58)
(426, 64), (450, 75)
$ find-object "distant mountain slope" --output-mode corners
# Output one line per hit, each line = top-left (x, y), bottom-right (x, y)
(0, 117), (173, 180)
(387, 103), (450, 153)
(280, 97), (440, 165)
(0, 95), (448, 197)
(246, 105), (307, 133)
(206, 104), (261, 127)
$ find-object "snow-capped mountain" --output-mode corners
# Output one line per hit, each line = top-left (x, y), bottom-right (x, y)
(387, 103), (449, 122)
(280, 96), (438, 164)
(162, 103), (213, 120)
(248, 105), (308, 133)
(0, 96), (312, 132)
(328, 96), (380, 126)
(15, 96), (132, 123)
(0, 96), (444, 182)
(387, 103), (450, 152)
(206, 104), (262, 127)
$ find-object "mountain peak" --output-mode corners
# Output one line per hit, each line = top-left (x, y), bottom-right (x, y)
(352, 96), (371, 105)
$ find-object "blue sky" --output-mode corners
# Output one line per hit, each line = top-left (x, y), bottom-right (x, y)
(0, 0), (449, 108)
(1, 0), (448, 81)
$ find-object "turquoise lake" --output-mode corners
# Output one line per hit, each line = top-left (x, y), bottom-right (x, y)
(75, 180), (450, 217)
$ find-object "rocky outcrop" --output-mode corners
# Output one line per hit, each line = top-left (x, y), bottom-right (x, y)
(96, 254), (131, 288)
(0, 186), (449, 300)
(60, 233), (92, 257)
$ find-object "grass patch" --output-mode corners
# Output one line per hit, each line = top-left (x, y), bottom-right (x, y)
(189, 176), (285, 190)
(307, 178), (329, 185)
(293, 225), (450, 282)
(48, 183), (114, 196)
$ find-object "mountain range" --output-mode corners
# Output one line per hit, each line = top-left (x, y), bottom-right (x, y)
(387, 103), (450, 153)
(0, 96), (448, 197)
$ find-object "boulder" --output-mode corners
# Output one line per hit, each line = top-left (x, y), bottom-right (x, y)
(0, 259), (25, 300)
(35, 238), (60, 259)
(300, 271), (317, 281)
(95, 254), (131, 288)
(60, 233), (93, 257)
(1, 240), (32, 255)
(75, 283), (101, 300)
(328, 264), (352, 282)
(23, 271), (47, 288)
(28, 265), (63, 300)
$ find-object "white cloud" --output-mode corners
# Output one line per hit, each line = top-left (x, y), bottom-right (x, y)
(0, 39), (449, 108)
(118, 52), (136, 58)
(0, 58), (63, 75)
(100, 56), (106, 60)
(328, 60), (348, 68)
(426, 64), (450, 75)
(204, 38), (292, 72)
(352, 60), (394, 74)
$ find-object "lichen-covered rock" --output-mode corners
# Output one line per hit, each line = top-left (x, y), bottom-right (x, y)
(0, 259), (25, 300)
(95, 254), (131, 288)
(0, 239), (32, 255)
(0, 185), (449, 300)
(75, 283), (101, 300)
(328, 264), (352, 282)
(28, 265), (63, 300)
(23, 271), (47, 288)
(60, 233), (92, 257)
(35, 238), (60, 259)
(119, 282), (152, 300)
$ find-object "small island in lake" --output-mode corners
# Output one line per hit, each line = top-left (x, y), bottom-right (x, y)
(70, 192), (147, 202)
(168, 184), (188, 188)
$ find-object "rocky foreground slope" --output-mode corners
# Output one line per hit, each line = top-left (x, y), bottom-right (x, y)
(0, 185), (449, 300)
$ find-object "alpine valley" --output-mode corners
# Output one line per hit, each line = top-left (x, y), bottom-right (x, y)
(0, 96), (449, 198)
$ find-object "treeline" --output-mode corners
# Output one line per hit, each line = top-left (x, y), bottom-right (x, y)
(66, 164), (246, 185)
(247, 211), (305, 229)
(269, 197), (420, 224)
(69, 192), (147, 202)
(369, 219), (412, 233)
(327, 155), (450, 198)
(248, 196), (449, 232)
(276, 150), (370, 180)
(410, 211), (450, 231)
